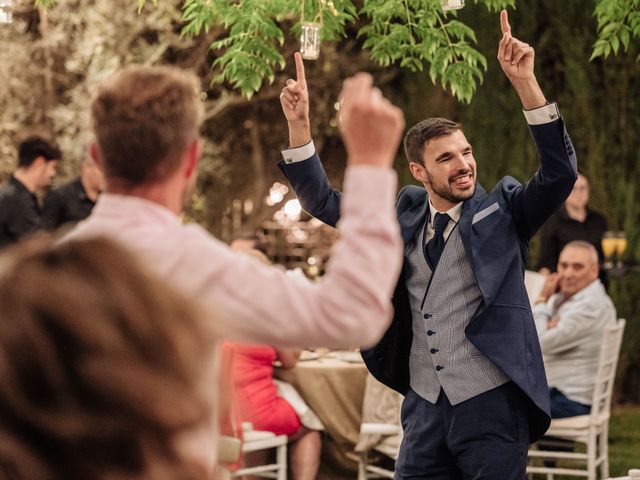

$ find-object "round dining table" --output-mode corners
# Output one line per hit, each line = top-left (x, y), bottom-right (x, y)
(274, 351), (368, 472)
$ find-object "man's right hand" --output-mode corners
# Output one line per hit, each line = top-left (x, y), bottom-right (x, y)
(339, 73), (405, 168)
(280, 52), (311, 147)
(538, 272), (561, 304)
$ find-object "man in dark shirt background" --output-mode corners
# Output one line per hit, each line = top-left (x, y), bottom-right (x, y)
(43, 158), (105, 230)
(537, 173), (608, 276)
(0, 136), (61, 249)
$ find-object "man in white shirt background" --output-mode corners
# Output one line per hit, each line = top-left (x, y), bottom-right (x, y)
(534, 240), (616, 418)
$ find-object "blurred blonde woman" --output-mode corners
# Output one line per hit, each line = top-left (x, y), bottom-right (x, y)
(0, 237), (219, 480)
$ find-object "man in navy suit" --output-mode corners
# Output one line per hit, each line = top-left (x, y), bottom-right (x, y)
(278, 10), (577, 479)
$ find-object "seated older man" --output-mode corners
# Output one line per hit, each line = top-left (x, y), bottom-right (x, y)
(533, 240), (616, 418)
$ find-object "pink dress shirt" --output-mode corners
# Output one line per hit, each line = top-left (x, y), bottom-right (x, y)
(66, 165), (402, 348)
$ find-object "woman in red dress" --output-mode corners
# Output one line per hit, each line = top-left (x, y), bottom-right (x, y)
(224, 342), (321, 480)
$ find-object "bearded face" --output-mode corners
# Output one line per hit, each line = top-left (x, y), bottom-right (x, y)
(416, 130), (477, 210)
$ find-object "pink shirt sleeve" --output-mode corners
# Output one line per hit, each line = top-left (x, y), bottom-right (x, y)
(178, 165), (402, 349)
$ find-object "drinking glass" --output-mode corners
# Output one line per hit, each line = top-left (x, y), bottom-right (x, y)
(601, 231), (616, 270)
(614, 231), (627, 268)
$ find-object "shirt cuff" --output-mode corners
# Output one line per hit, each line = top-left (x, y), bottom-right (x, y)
(523, 102), (560, 125)
(532, 302), (552, 317)
(281, 140), (316, 164)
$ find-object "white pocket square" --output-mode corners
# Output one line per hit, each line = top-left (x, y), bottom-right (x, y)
(472, 202), (501, 224)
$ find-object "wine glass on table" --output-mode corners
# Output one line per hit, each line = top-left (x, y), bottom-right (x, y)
(601, 231), (616, 270)
(614, 231), (628, 269)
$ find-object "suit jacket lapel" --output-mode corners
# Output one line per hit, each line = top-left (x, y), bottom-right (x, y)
(398, 195), (429, 246)
(459, 184), (491, 310)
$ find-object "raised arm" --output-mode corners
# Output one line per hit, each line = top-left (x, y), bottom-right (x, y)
(497, 10), (546, 110)
(497, 10), (577, 237)
(204, 72), (405, 349)
(280, 52), (311, 148)
(278, 53), (342, 227)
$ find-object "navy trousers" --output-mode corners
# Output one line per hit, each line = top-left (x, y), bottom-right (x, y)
(395, 382), (530, 480)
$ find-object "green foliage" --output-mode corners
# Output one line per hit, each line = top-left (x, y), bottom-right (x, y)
(609, 407), (640, 476)
(591, 0), (640, 62)
(37, 0), (640, 99)
(132, 0), (513, 102)
(358, 1), (497, 103)
(193, 0), (288, 97)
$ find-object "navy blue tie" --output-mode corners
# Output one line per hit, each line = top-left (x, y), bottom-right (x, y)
(425, 213), (450, 270)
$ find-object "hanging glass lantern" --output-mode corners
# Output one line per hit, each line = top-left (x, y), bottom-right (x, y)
(300, 22), (321, 60)
(441, 0), (464, 11)
(0, 0), (13, 24)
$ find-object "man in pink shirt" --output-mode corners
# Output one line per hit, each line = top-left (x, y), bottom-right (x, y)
(65, 65), (404, 472)
(68, 65), (403, 348)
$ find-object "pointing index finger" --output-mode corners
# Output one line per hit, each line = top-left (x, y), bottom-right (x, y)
(294, 52), (307, 88)
(500, 9), (511, 35)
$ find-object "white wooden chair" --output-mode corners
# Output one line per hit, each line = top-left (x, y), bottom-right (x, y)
(231, 423), (287, 480)
(356, 374), (403, 480)
(525, 269), (546, 305)
(218, 424), (287, 480)
(527, 319), (626, 480)
(357, 423), (401, 479)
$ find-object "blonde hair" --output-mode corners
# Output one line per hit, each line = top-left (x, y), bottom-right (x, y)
(0, 236), (217, 479)
(91, 65), (204, 187)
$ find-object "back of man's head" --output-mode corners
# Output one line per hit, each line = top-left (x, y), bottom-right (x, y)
(91, 65), (204, 187)
(403, 117), (461, 166)
(18, 136), (61, 168)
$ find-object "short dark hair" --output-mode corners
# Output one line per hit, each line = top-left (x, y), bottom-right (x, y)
(403, 118), (462, 165)
(18, 136), (61, 168)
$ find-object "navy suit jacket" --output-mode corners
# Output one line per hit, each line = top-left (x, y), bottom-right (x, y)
(278, 118), (578, 442)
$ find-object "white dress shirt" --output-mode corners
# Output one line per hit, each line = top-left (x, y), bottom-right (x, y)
(533, 279), (616, 405)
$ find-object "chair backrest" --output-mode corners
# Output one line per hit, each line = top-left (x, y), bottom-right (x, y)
(524, 270), (546, 305)
(356, 373), (403, 457)
(589, 318), (626, 419)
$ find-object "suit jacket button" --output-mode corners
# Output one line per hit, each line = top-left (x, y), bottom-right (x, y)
(430, 348), (439, 354)
(427, 330), (435, 336)
(423, 313), (432, 319)
(436, 365), (444, 371)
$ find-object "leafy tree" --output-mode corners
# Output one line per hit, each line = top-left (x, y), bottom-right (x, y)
(34, 0), (639, 102)
(591, 0), (640, 62)
(115, 0), (520, 103)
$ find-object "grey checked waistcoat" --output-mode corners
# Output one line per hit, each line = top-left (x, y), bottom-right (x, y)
(407, 220), (509, 405)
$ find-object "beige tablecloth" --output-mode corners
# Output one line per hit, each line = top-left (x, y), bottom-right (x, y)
(274, 354), (368, 471)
